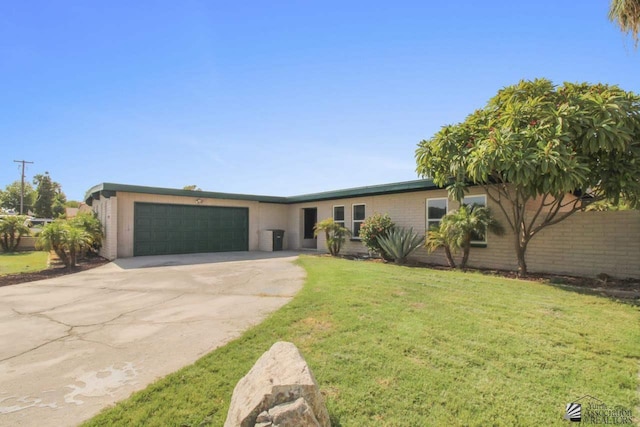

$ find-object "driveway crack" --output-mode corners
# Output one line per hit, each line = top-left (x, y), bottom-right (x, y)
(4, 292), (186, 362)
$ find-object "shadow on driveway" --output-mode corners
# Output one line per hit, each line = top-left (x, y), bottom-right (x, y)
(112, 250), (308, 270)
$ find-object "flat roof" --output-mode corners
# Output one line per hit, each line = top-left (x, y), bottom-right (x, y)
(85, 179), (439, 206)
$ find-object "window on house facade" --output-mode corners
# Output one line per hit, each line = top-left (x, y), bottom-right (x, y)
(333, 206), (345, 228)
(352, 204), (366, 238)
(463, 194), (488, 244)
(426, 198), (448, 230)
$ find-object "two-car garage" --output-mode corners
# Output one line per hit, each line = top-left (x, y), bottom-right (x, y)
(86, 183), (290, 259)
(133, 203), (249, 256)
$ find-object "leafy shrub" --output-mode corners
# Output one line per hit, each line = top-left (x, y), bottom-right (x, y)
(37, 215), (103, 268)
(425, 222), (458, 268)
(425, 205), (504, 269)
(69, 212), (103, 254)
(0, 215), (30, 252)
(358, 213), (394, 259)
(314, 218), (351, 256)
(376, 227), (424, 265)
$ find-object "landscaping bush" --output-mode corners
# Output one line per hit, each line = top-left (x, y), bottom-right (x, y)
(0, 215), (30, 253)
(358, 213), (394, 259)
(37, 216), (103, 268)
(314, 218), (351, 256)
(376, 226), (424, 265)
(69, 212), (103, 254)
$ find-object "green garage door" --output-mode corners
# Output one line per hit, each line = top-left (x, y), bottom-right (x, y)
(134, 203), (249, 256)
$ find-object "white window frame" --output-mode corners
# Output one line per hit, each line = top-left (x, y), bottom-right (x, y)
(333, 205), (345, 228)
(462, 194), (488, 244)
(352, 203), (366, 239)
(426, 198), (448, 231)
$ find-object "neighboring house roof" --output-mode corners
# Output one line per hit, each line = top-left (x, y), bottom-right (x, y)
(84, 179), (440, 206)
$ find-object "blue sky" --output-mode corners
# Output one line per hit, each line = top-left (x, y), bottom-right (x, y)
(1, 1), (638, 202)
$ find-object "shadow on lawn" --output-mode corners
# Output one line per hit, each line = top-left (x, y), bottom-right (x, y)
(337, 254), (640, 306)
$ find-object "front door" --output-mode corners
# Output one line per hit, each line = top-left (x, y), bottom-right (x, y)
(302, 208), (317, 249)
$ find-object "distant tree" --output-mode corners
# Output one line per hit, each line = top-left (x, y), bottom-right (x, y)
(416, 79), (640, 276)
(183, 185), (202, 191)
(65, 200), (81, 208)
(33, 172), (65, 218)
(1, 181), (36, 213)
(609, 0), (640, 48)
(52, 192), (67, 218)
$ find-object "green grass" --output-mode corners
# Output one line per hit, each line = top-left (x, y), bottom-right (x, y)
(84, 256), (640, 426)
(0, 251), (49, 276)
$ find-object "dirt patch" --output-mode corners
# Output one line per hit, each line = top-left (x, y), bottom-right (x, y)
(0, 254), (110, 288)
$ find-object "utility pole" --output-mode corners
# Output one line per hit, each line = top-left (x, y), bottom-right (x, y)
(13, 160), (34, 215)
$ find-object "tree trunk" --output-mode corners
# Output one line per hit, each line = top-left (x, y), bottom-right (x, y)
(515, 238), (528, 277)
(444, 246), (456, 268)
(460, 238), (471, 269)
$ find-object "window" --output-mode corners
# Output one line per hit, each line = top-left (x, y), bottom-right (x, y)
(426, 198), (448, 230)
(462, 194), (487, 244)
(333, 206), (345, 228)
(352, 204), (366, 238)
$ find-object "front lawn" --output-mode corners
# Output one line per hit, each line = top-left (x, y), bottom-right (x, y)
(85, 256), (639, 426)
(0, 251), (49, 276)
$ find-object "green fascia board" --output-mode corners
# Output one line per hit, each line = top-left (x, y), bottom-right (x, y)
(84, 183), (289, 205)
(285, 179), (439, 203)
(84, 179), (441, 206)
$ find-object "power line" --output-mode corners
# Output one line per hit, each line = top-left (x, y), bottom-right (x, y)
(13, 160), (34, 215)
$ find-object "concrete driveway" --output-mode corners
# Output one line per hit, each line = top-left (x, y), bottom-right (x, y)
(0, 251), (304, 427)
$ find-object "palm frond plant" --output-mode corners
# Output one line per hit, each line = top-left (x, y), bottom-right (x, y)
(314, 218), (351, 256)
(446, 204), (505, 269)
(609, 0), (640, 47)
(0, 215), (30, 252)
(425, 221), (459, 268)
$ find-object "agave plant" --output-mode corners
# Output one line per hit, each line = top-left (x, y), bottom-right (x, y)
(376, 227), (424, 265)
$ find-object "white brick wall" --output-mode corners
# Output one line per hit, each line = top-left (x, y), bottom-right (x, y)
(288, 190), (640, 279)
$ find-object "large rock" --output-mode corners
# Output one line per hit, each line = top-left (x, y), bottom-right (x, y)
(224, 341), (331, 427)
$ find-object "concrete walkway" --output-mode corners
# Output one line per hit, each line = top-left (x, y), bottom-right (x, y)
(0, 252), (305, 427)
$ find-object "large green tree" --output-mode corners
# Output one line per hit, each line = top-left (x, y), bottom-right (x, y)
(416, 79), (640, 276)
(0, 181), (36, 213)
(33, 172), (66, 218)
(609, 0), (640, 47)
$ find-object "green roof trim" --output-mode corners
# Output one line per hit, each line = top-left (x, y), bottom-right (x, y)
(285, 179), (439, 203)
(84, 183), (288, 206)
(84, 179), (440, 206)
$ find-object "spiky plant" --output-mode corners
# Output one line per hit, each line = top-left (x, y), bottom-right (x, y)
(376, 227), (424, 265)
